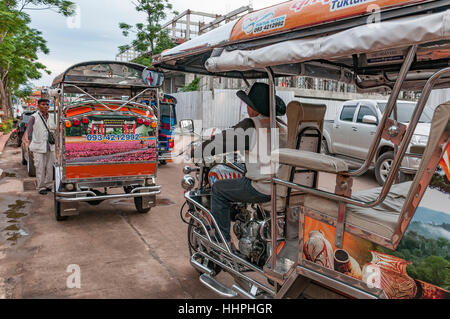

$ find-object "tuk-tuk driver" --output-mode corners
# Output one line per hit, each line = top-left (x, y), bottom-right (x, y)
(191, 82), (287, 247)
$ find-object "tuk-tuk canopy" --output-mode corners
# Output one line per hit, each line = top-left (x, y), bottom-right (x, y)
(52, 61), (165, 94)
(154, 0), (450, 90)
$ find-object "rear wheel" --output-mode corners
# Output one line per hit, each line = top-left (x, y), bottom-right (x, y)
(159, 160), (167, 165)
(375, 151), (394, 186)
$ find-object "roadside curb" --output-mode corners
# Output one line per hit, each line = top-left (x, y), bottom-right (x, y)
(0, 132), (12, 156)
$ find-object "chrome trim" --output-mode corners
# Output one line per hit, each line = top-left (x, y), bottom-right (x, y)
(197, 251), (275, 296)
(190, 253), (214, 276)
(56, 186), (161, 203)
(297, 265), (379, 299)
(232, 284), (257, 299)
(199, 274), (238, 298)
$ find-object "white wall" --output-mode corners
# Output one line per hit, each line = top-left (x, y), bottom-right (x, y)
(173, 89), (346, 130)
(426, 89), (450, 111)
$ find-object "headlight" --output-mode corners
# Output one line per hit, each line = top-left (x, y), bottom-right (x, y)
(181, 175), (195, 191)
(411, 134), (428, 146)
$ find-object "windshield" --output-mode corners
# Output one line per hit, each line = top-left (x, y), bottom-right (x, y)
(378, 102), (432, 123)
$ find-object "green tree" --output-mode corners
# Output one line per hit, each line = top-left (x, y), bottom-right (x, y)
(118, 0), (177, 67)
(181, 77), (200, 92)
(0, 0), (74, 119)
(377, 231), (450, 289)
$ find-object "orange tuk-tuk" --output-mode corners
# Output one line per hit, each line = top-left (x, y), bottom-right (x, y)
(50, 61), (164, 221)
(155, 0), (450, 299)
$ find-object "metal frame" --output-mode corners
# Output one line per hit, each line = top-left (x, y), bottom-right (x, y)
(184, 190), (276, 297)
(259, 48), (450, 297)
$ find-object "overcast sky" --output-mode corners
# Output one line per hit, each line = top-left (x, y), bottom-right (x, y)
(28, 0), (281, 87)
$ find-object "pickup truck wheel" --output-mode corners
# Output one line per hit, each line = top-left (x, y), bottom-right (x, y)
(375, 151), (394, 186)
(321, 139), (330, 155)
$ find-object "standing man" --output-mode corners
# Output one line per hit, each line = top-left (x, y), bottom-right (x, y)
(27, 98), (56, 195)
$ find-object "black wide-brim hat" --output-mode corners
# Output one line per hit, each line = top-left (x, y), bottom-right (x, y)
(236, 82), (286, 117)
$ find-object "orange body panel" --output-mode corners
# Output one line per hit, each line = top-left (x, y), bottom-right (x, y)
(65, 163), (156, 180)
(230, 0), (427, 42)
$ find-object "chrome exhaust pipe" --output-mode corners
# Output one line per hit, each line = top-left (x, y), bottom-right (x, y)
(190, 253), (213, 276)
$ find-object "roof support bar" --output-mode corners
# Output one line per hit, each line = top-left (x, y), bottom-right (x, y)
(350, 45), (417, 177)
(270, 65), (450, 210)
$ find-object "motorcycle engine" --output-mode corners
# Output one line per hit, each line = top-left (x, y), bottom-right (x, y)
(233, 208), (267, 266)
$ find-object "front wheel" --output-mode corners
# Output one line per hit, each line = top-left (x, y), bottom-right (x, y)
(375, 151), (394, 186)
(134, 194), (152, 214)
(187, 219), (221, 276)
(54, 182), (67, 221)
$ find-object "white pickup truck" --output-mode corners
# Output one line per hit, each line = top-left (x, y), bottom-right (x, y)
(322, 99), (432, 185)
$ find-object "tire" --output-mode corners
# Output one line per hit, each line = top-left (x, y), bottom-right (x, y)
(159, 160), (167, 165)
(187, 219), (221, 276)
(54, 181), (68, 221)
(27, 152), (36, 177)
(134, 194), (152, 214)
(321, 139), (330, 155)
(16, 133), (21, 148)
(21, 148), (27, 165)
(375, 151), (394, 186)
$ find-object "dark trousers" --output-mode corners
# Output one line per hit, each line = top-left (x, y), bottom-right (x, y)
(210, 178), (271, 242)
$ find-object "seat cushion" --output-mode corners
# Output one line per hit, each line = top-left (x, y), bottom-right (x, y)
(272, 149), (349, 174)
(260, 193), (306, 212)
(303, 182), (412, 239)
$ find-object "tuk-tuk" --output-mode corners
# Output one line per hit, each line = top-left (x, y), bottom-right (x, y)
(155, 0), (450, 299)
(158, 94), (177, 165)
(50, 61), (164, 221)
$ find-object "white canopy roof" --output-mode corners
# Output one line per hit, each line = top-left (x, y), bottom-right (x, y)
(205, 10), (450, 73)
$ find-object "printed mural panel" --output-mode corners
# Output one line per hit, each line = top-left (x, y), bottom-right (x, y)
(64, 114), (157, 165)
(302, 168), (450, 299)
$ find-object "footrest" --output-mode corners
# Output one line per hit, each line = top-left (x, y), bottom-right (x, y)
(263, 240), (297, 284)
(200, 274), (238, 298)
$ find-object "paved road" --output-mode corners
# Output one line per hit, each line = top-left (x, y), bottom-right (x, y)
(0, 144), (378, 299)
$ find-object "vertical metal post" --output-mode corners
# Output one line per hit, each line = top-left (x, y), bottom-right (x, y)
(186, 12), (191, 40)
(156, 88), (160, 177)
(59, 85), (64, 166)
(350, 45), (417, 177)
(265, 67), (278, 271)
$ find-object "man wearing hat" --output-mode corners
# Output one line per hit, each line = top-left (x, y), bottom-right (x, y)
(191, 82), (287, 246)
(27, 97), (56, 195)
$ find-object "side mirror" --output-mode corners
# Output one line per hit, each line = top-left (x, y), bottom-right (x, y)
(180, 119), (194, 134)
(362, 115), (378, 125)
